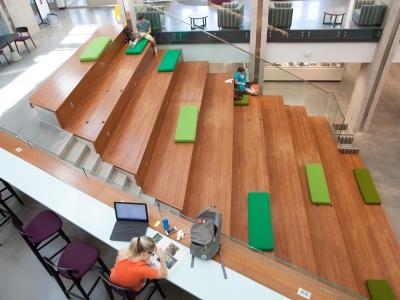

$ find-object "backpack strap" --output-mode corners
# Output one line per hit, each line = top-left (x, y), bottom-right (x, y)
(219, 250), (228, 279)
(191, 255), (195, 268)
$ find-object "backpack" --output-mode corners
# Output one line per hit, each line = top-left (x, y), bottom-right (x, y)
(190, 208), (227, 279)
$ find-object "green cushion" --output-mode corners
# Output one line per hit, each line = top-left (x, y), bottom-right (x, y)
(174, 106), (199, 143)
(305, 163), (331, 205)
(248, 192), (274, 251)
(80, 37), (112, 62)
(125, 38), (149, 55)
(158, 49), (181, 72)
(354, 168), (381, 204)
(234, 95), (249, 106)
(366, 280), (395, 300)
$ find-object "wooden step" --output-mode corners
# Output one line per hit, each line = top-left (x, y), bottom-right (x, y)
(29, 25), (122, 122)
(286, 106), (358, 293)
(64, 43), (153, 152)
(142, 62), (208, 210)
(183, 73), (234, 235)
(231, 96), (269, 241)
(102, 49), (181, 185)
(340, 155), (400, 298)
(259, 96), (317, 273)
(309, 116), (400, 297)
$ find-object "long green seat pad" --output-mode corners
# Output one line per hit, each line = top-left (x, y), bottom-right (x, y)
(158, 49), (181, 72)
(80, 37), (112, 62)
(366, 280), (395, 300)
(248, 192), (274, 251)
(305, 163), (331, 205)
(234, 95), (249, 106)
(354, 168), (381, 204)
(126, 38), (149, 55)
(175, 106), (199, 143)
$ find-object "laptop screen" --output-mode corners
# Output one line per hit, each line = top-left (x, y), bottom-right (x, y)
(114, 202), (148, 222)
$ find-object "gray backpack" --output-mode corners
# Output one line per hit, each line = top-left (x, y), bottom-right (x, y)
(190, 208), (227, 279)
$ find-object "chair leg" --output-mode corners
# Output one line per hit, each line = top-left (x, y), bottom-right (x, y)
(97, 257), (110, 275)
(2, 53), (11, 65)
(52, 273), (72, 299)
(75, 280), (90, 300)
(154, 280), (166, 299)
(59, 229), (71, 244)
(23, 40), (30, 53)
(14, 42), (19, 54)
(2, 180), (24, 205)
(30, 37), (36, 48)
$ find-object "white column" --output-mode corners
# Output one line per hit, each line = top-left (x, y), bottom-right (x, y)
(346, 3), (400, 131)
(3, 0), (39, 35)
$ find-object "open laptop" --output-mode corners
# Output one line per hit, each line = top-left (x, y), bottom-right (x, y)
(110, 202), (149, 242)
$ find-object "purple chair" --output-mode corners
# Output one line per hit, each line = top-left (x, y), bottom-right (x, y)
(11, 210), (71, 275)
(0, 49), (11, 65)
(14, 27), (36, 53)
(44, 241), (109, 299)
(99, 273), (166, 300)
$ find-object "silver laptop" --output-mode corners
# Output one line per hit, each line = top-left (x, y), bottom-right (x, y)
(110, 202), (149, 242)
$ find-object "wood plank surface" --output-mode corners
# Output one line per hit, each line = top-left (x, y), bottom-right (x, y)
(102, 50), (179, 180)
(260, 96), (317, 273)
(0, 129), (357, 300)
(341, 154), (400, 298)
(143, 62), (208, 210)
(29, 25), (122, 112)
(183, 73), (234, 234)
(286, 106), (358, 292)
(310, 116), (400, 298)
(64, 44), (153, 144)
(231, 96), (269, 241)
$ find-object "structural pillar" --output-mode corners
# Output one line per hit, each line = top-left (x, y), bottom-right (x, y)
(346, 2), (400, 132)
(249, 0), (269, 95)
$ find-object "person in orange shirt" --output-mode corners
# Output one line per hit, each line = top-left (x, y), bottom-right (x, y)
(110, 236), (168, 291)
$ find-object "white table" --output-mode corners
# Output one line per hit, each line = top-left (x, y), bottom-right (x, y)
(0, 148), (288, 300)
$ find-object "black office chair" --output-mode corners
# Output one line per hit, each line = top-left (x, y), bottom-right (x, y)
(99, 272), (166, 300)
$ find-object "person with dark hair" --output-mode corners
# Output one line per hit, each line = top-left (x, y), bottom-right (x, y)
(234, 66), (258, 96)
(128, 13), (158, 55)
(110, 236), (167, 291)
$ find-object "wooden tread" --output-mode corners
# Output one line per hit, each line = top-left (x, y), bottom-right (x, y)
(29, 25), (122, 112)
(183, 73), (234, 234)
(64, 43), (152, 146)
(102, 49), (180, 184)
(143, 62), (208, 210)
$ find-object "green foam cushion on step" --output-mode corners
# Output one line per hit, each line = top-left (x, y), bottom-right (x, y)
(248, 192), (274, 251)
(305, 163), (331, 205)
(158, 49), (181, 72)
(80, 37), (112, 62)
(175, 106), (199, 143)
(354, 168), (381, 204)
(234, 95), (249, 106)
(126, 38), (149, 55)
(366, 280), (395, 300)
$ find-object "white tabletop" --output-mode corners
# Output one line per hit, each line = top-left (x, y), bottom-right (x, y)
(0, 148), (288, 300)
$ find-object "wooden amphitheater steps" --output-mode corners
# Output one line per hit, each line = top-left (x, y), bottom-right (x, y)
(286, 106), (358, 293)
(341, 154), (400, 298)
(142, 62), (208, 210)
(102, 49), (181, 186)
(259, 96), (317, 272)
(310, 116), (400, 298)
(29, 25), (122, 119)
(183, 73), (234, 234)
(64, 43), (153, 152)
(230, 96), (269, 241)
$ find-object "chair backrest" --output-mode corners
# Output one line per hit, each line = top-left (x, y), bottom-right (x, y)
(100, 273), (139, 300)
(273, 2), (292, 8)
(355, 0), (374, 9)
(217, 2), (244, 28)
(268, 7), (293, 28)
(16, 27), (29, 34)
(359, 4), (387, 25)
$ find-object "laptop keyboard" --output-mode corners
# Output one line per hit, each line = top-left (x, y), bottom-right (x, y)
(110, 221), (148, 241)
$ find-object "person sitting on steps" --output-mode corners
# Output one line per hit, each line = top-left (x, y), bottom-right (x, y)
(234, 66), (258, 96)
(126, 14), (158, 55)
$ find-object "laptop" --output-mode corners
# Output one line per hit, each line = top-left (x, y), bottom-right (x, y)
(110, 202), (149, 242)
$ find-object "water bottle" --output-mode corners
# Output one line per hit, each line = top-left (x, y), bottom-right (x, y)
(162, 218), (170, 231)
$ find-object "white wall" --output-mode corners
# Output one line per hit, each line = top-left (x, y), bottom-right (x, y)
(4, 0), (40, 35)
(392, 44), (400, 62)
